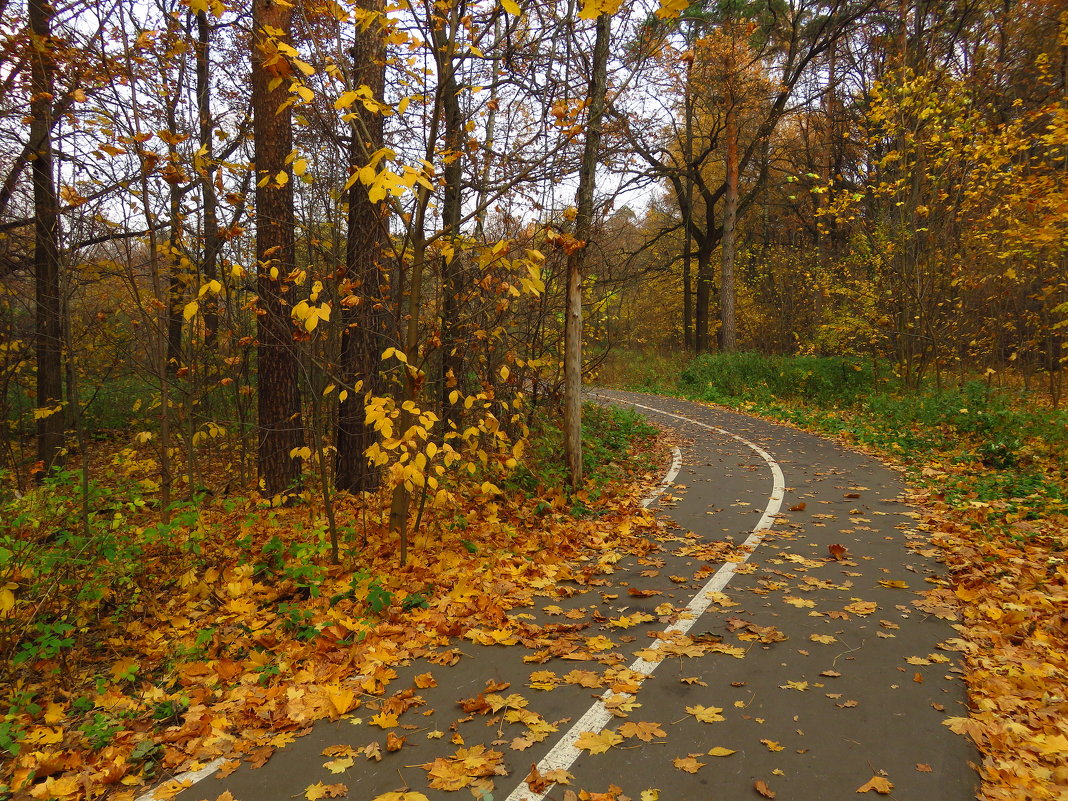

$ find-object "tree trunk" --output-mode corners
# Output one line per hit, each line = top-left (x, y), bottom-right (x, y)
(30, 0), (64, 476)
(694, 243), (713, 353)
(682, 56), (695, 352)
(564, 12), (611, 491)
(252, 0), (303, 498)
(433, 11), (464, 440)
(196, 10), (221, 350)
(336, 0), (388, 494)
(720, 99), (739, 352)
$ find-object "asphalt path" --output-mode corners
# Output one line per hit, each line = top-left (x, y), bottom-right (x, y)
(168, 390), (977, 801)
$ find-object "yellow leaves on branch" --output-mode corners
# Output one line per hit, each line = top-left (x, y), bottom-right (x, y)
(578, 0), (621, 19)
(655, 0), (689, 18)
(291, 298), (331, 333)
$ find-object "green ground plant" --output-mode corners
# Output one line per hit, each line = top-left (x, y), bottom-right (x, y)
(603, 350), (1067, 532)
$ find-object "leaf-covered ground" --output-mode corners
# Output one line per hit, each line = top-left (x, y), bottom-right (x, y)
(2, 409), (676, 800)
(6, 380), (1066, 801)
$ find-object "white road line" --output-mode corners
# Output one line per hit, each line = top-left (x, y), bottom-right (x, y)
(640, 445), (683, 509)
(134, 757), (227, 801)
(504, 393), (786, 801)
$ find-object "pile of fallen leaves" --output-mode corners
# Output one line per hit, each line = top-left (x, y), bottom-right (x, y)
(1, 433), (668, 800)
(917, 491), (1068, 800)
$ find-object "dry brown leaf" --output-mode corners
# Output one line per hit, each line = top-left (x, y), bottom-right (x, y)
(673, 755), (705, 773)
(754, 779), (776, 798)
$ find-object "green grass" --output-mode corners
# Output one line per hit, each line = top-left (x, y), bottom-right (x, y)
(604, 350), (1067, 517)
(507, 403), (659, 499)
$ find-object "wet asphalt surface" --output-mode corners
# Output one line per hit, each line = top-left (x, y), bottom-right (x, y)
(173, 390), (977, 801)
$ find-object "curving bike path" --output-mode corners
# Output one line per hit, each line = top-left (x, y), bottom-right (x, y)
(169, 390), (977, 801)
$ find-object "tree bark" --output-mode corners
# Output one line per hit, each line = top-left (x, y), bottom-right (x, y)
(694, 243), (713, 353)
(336, 0), (389, 494)
(432, 7), (464, 440)
(30, 0), (64, 476)
(564, 12), (610, 491)
(252, 0), (303, 497)
(196, 9), (221, 350)
(720, 97), (739, 352)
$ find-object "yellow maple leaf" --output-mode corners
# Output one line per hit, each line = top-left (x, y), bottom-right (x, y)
(304, 783), (348, 800)
(856, 776), (893, 794)
(618, 721), (666, 742)
(29, 775), (82, 799)
(686, 705), (725, 723)
(574, 729), (623, 754)
(327, 687), (357, 716)
(369, 711), (399, 728)
(371, 793), (430, 801)
(324, 756), (354, 774)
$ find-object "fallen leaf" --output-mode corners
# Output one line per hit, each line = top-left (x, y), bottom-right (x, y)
(324, 756), (354, 774)
(305, 782), (348, 800)
(707, 746), (736, 757)
(828, 543), (847, 560)
(574, 729), (623, 754)
(844, 601), (877, 615)
(856, 776), (893, 794)
(686, 705), (726, 723)
(673, 755), (705, 773)
(760, 739), (785, 752)
(754, 779), (776, 798)
(619, 721), (666, 742)
(413, 672), (436, 688)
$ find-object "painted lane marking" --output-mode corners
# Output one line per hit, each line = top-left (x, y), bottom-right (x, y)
(134, 757), (227, 801)
(504, 393), (786, 801)
(640, 445), (683, 509)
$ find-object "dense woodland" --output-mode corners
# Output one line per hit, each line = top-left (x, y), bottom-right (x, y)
(2, 0), (1065, 498)
(0, 0), (1065, 798)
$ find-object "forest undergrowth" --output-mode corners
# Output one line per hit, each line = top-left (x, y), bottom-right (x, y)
(603, 349), (1068, 801)
(0, 405), (664, 800)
